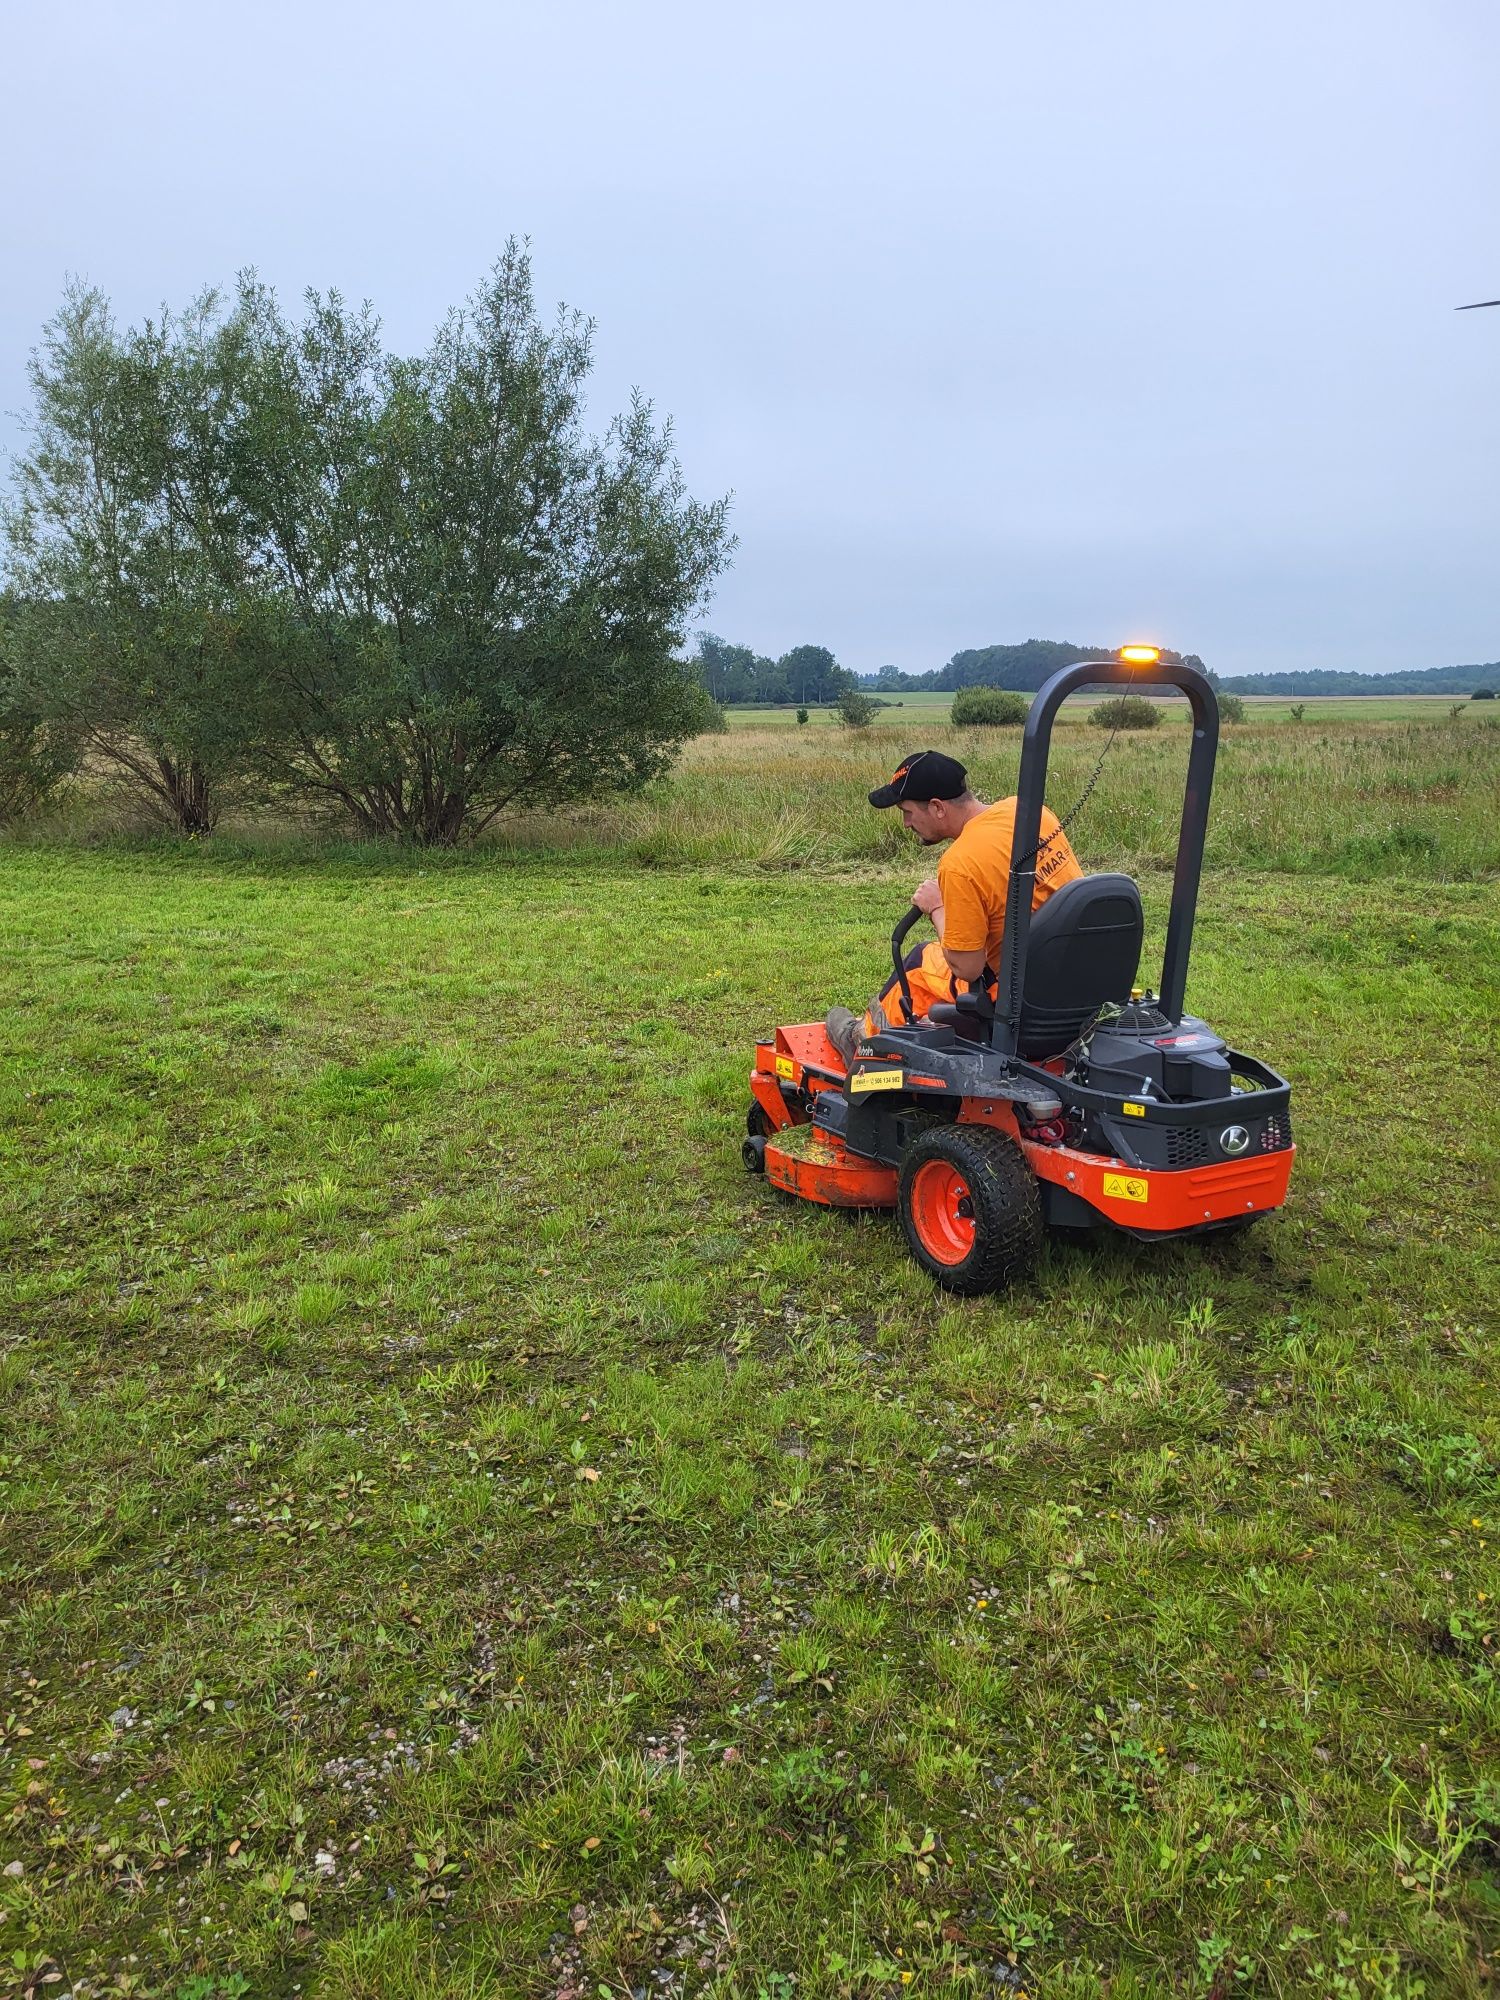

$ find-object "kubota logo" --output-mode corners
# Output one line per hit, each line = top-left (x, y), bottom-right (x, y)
(1220, 1125), (1251, 1155)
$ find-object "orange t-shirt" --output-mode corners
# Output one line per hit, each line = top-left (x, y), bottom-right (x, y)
(937, 797), (1082, 969)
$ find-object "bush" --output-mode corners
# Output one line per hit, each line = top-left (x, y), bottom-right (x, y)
(1089, 694), (1160, 731)
(0, 606), (79, 825)
(680, 681), (728, 735)
(796, 706), (809, 725)
(835, 688), (880, 728)
(1217, 692), (1246, 724)
(0, 694), (76, 825)
(950, 686), (1028, 728)
(1472, 689), (1495, 701)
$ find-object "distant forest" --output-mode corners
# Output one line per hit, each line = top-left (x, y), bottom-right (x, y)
(700, 634), (1499, 705)
(694, 636), (854, 705)
(854, 640), (1209, 694)
(1217, 661), (1498, 695)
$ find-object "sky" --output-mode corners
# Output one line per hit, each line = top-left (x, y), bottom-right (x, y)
(3, 0), (1496, 679)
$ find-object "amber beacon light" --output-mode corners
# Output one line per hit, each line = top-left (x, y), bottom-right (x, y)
(1117, 644), (1162, 668)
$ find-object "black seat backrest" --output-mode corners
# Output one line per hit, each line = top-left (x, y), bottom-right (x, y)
(1017, 872), (1143, 1058)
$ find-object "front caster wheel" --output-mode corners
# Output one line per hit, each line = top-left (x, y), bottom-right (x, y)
(897, 1122), (1042, 1295)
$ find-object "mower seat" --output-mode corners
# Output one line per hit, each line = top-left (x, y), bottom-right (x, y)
(1016, 872), (1143, 1058)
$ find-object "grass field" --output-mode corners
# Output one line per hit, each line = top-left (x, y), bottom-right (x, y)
(723, 696), (1494, 730)
(466, 705), (1498, 883)
(2, 710), (1498, 1997)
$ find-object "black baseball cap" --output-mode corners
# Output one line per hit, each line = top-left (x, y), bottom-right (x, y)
(868, 749), (969, 809)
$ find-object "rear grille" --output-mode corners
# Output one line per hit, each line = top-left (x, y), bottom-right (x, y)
(1260, 1110), (1293, 1153)
(1166, 1125), (1213, 1167)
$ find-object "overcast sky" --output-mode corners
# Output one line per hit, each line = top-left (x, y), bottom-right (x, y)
(4, 0), (1496, 678)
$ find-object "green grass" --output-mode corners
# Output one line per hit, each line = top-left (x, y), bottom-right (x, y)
(1, 830), (1497, 1997)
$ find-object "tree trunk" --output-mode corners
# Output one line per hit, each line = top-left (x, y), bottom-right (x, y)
(156, 753), (217, 835)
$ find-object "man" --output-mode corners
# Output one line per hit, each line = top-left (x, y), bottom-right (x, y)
(825, 748), (1083, 1062)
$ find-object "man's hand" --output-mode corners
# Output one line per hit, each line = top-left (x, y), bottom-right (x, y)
(912, 877), (942, 915)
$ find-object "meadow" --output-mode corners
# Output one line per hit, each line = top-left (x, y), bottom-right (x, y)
(1, 702), (1497, 1998)
(482, 700), (1500, 882)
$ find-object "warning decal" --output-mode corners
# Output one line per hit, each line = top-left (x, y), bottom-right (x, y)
(1101, 1172), (1149, 1204)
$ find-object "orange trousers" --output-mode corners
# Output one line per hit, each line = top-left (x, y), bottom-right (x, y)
(863, 939), (982, 1036)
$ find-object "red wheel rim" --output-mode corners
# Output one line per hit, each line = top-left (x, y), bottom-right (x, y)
(910, 1159), (975, 1265)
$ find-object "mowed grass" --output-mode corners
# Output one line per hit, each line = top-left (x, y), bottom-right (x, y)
(1, 814), (1497, 1998)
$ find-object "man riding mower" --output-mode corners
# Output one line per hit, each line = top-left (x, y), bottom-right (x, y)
(743, 648), (1295, 1294)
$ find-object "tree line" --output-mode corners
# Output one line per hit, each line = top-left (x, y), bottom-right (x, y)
(856, 639), (1211, 693)
(693, 635), (854, 706)
(0, 247), (731, 843)
(1216, 663), (1498, 696)
(695, 636), (1215, 706)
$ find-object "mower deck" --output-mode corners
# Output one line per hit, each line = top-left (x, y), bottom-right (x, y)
(751, 1025), (1294, 1238)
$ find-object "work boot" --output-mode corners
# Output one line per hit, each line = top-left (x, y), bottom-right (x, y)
(824, 1006), (862, 1067)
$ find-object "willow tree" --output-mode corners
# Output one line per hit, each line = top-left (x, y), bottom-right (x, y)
(236, 243), (733, 844)
(2, 285), (272, 833)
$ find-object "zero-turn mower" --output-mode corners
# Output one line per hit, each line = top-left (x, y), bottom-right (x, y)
(743, 649), (1295, 1293)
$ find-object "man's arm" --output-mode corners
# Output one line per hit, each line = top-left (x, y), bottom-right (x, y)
(929, 861), (988, 984)
(942, 945), (987, 982)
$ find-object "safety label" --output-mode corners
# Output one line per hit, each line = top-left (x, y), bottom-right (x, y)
(774, 1055), (796, 1080)
(1101, 1172), (1149, 1203)
(849, 1067), (905, 1094)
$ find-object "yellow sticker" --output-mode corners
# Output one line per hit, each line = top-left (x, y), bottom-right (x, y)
(1122, 1100), (1146, 1117)
(774, 1055), (796, 1080)
(1102, 1172), (1149, 1204)
(849, 1066), (905, 1094)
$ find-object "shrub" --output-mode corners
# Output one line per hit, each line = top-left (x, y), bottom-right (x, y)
(0, 690), (76, 825)
(1472, 689), (1496, 700)
(680, 681), (728, 735)
(1217, 692), (1246, 724)
(796, 706), (809, 725)
(836, 688), (880, 728)
(1089, 694), (1160, 731)
(950, 686), (1028, 727)
(1289, 703), (1307, 722)
(0, 604), (79, 825)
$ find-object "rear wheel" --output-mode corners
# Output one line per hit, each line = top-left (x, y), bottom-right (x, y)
(898, 1123), (1042, 1294)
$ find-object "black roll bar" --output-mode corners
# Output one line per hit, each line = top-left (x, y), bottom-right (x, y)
(991, 658), (1219, 1052)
